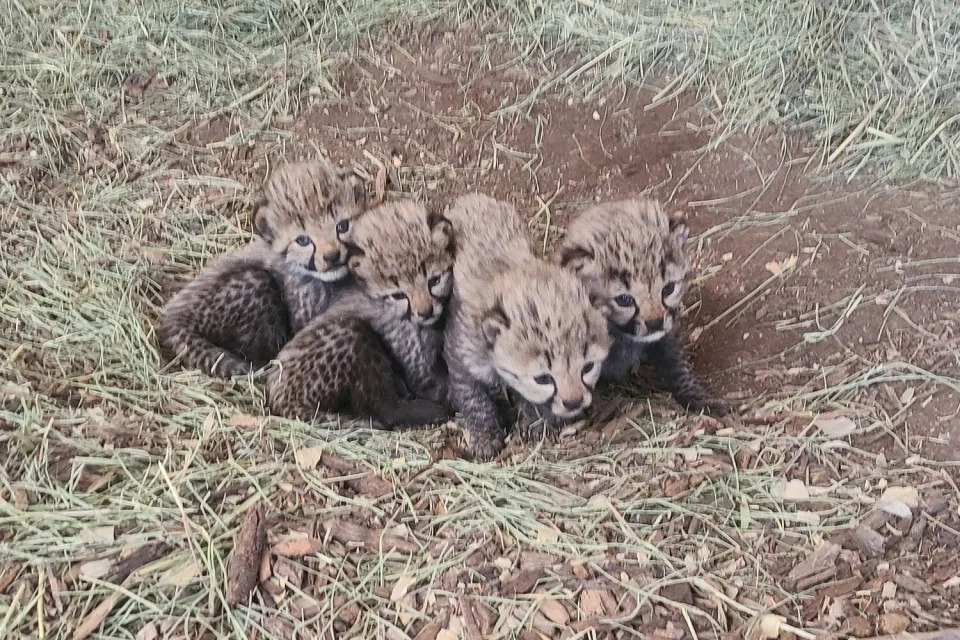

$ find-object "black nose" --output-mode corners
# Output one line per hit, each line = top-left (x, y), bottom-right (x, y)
(322, 249), (341, 265)
(645, 316), (664, 331)
(562, 397), (583, 411)
(416, 308), (433, 320)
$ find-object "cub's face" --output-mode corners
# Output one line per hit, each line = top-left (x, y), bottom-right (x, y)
(253, 162), (366, 283)
(555, 200), (690, 343)
(347, 201), (455, 327)
(481, 265), (610, 419)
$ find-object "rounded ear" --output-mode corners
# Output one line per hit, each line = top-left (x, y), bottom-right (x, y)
(347, 254), (364, 273)
(555, 243), (593, 273)
(480, 304), (509, 347)
(339, 168), (367, 207)
(668, 214), (689, 244)
(427, 212), (454, 249)
(251, 199), (275, 242)
(589, 291), (612, 318)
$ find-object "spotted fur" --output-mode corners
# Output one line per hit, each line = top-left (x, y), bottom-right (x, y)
(443, 193), (610, 461)
(267, 200), (453, 426)
(552, 198), (727, 415)
(159, 160), (365, 377)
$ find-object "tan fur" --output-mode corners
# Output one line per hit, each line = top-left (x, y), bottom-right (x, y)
(552, 198), (690, 341)
(254, 160), (367, 284)
(159, 160), (366, 378)
(552, 198), (727, 416)
(267, 200), (454, 425)
(346, 200), (455, 326)
(443, 193), (610, 460)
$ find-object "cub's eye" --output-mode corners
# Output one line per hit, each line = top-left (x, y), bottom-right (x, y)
(662, 282), (676, 297)
(390, 292), (407, 300)
(295, 235), (311, 247)
(614, 294), (635, 307)
(428, 274), (442, 288)
(582, 362), (595, 376)
(336, 220), (349, 235)
(534, 374), (554, 386)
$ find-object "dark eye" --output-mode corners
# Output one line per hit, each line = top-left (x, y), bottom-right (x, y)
(582, 362), (595, 376)
(614, 294), (634, 307)
(428, 274), (442, 288)
(662, 282), (676, 297)
(295, 235), (311, 247)
(390, 292), (407, 300)
(336, 220), (349, 235)
(534, 374), (554, 386)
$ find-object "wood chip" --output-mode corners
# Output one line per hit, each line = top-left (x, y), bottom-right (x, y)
(226, 502), (265, 606)
(893, 572), (931, 594)
(787, 541), (840, 589)
(326, 518), (419, 554)
(845, 524), (886, 558)
(272, 536), (324, 557)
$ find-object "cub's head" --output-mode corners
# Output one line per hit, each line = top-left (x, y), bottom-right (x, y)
(252, 160), (367, 282)
(553, 198), (690, 343)
(481, 262), (610, 419)
(346, 200), (454, 327)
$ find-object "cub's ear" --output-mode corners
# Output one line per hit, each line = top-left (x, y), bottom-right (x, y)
(251, 199), (275, 243)
(480, 303), (510, 347)
(338, 168), (367, 207)
(588, 290), (612, 318)
(345, 242), (366, 274)
(554, 243), (593, 273)
(427, 212), (454, 250)
(668, 213), (689, 244)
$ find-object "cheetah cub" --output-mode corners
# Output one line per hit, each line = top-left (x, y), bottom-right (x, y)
(266, 200), (453, 428)
(159, 160), (365, 378)
(552, 198), (727, 415)
(443, 193), (611, 461)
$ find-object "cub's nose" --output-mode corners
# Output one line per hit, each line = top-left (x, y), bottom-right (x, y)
(562, 397), (584, 412)
(644, 316), (664, 331)
(416, 307), (434, 320)
(322, 249), (342, 265)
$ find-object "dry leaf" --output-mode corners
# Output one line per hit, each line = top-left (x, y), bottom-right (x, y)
(295, 446), (325, 469)
(436, 630), (458, 640)
(813, 416), (857, 438)
(764, 255), (797, 276)
(880, 612), (909, 634)
(229, 413), (262, 430)
(80, 526), (115, 544)
(899, 387), (915, 405)
(79, 558), (114, 581)
(781, 479), (810, 501)
(71, 589), (127, 640)
(391, 575), (417, 603)
(579, 589), (607, 617)
(536, 525), (560, 544)
(159, 559), (200, 587)
(881, 581), (897, 598)
(877, 486), (918, 517)
(539, 599), (570, 625)
(759, 614), (782, 638)
(414, 623), (442, 640)
(136, 624), (158, 640)
(879, 486), (919, 507)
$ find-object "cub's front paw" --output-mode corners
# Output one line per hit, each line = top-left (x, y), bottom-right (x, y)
(466, 424), (506, 462)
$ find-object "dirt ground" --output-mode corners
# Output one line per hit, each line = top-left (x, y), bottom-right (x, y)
(5, 21), (960, 640)
(215, 27), (960, 464)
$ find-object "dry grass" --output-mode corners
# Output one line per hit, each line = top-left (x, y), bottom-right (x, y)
(2, 1), (960, 639)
